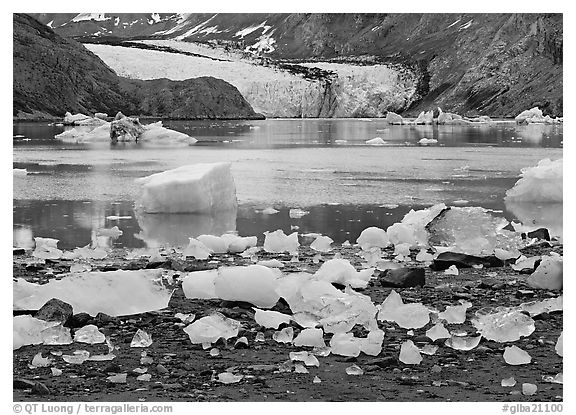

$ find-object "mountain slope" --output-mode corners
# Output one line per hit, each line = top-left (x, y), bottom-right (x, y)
(30, 12), (562, 117)
(13, 14), (262, 120)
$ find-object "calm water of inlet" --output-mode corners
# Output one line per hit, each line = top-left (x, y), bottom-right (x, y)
(13, 119), (563, 250)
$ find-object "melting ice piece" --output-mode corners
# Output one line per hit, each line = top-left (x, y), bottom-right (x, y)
(137, 374), (152, 382)
(356, 227), (390, 250)
(273, 327), (294, 343)
(503, 345), (532, 365)
(135, 163), (237, 213)
(31, 352), (52, 368)
(419, 344), (439, 355)
(542, 373), (563, 384)
(472, 307), (535, 342)
(214, 265), (280, 308)
(366, 137), (385, 145)
(512, 256), (540, 272)
(221, 234), (257, 253)
(438, 302), (471, 324)
(218, 373), (243, 384)
(197, 235), (228, 253)
(522, 383), (538, 396)
(329, 332), (364, 357)
(74, 325), (106, 344)
(253, 308), (292, 329)
(131, 329), (153, 347)
(387, 204), (447, 248)
(346, 364), (364, 375)
(257, 259), (284, 268)
(310, 235), (333, 252)
(426, 323), (451, 341)
(262, 207), (279, 215)
(32, 237), (63, 260)
(263, 230), (300, 254)
(14, 270), (173, 316)
(360, 330), (385, 356)
(293, 328), (326, 348)
(182, 270), (218, 299)
(13, 315), (59, 350)
(97, 226), (123, 238)
(289, 208), (309, 219)
(183, 238), (213, 260)
(418, 138), (438, 145)
(527, 254), (563, 290)
(501, 377), (517, 387)
(295, 363), (309, 373)
(444, 265), (459, 275)
(518, 296), (563, 317)
(377, 290), (430, 329)
(41, 324), (73, 346)
(107, 374), (127, 384)
(416, 249), (434, 262)
(505, 158), (562, 203)
(555, 332), (563, 357)
(62, 350), (90, 365)
(427, 207), (509, 256)
(289, 351), (319, 367)
(313, 258), (374, 289)
(399, 340), (423, 364)
(444, 335), (481, 351)
(183, 313), (240, 344)
(313, 376), (321, 383)
(51, 368), (62, 376)
(140, 121), (198, 145)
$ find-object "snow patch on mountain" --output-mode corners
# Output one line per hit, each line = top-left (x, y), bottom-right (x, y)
(71, 13), (109, 23)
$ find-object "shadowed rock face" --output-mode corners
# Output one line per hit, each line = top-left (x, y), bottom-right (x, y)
(13, 14), (262, 120)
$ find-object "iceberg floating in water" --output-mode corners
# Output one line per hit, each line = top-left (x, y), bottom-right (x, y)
(13, 270), (174, 316)
(183, 312), (240, 344)
(140, 121), (197, 145)
(505, 158), (562, 203)
(135, 163), (237, 214)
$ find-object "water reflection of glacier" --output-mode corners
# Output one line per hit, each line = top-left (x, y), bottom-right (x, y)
(504, 200), (563, 238)
(134, 209), (237, 247)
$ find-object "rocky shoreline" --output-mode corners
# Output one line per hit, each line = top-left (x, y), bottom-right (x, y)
(13, 240), (563, 402)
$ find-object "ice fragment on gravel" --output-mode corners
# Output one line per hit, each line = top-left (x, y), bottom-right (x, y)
(419, 345), (439, 355)
(312, 258), (373, 288)
(131, 329), (153, 347)
(519, 295), (562, 316)
(74, 325), (105, 344)
(444, 265), (459, 275)
(527, 254), (563, 289)
(257, 259), (284, 268)
(137, 374), (152, 382)
(472, 307), (535, 342)
(444, 335), (481, 351)
(62, 350), (90, 365)
(511, 256), (540, 272)
(182, 270), (218, 299)
(313, 376), (321, 383)
(254, 308), (292, 329)
(438, 302), (471, 324)
(356, 227), (390, 250)
(14, 270), (173, 316)
(346, 364), (364, 375)
(399, 340), (422, 364)
(32, 237), (63, 260)
(377, 290), (430, 329)
(13, 315), (59, 350)
(41, 324), (73, 345)
(426, 323), (451, 341)
(135, 163), (237, 213)
(294, 363), (309, 373)
(214, 265), (280, 308)
(31, 353), (52, 368)
(293, 328), (326, 348)
(501, 377), (516, 387)
(503, 345), (531, 365)
(416, 249), (434, 262)
(289, 351), (319, 367)
(107, 374), (127, 384)
(272, 327), (294, 343)
(310, 235), (333, 252)
(175, 313), (196, 324)
(386, 203), (446, 248)
(51, 368), (62, 376)
(263, 230), (299, 254)
(183, 237), (213, 259)
(522, 383), (537, 396)
(183, 313), (240, 344)
(555, 332), (563, 357)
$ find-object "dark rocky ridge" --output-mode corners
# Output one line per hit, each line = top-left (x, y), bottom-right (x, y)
(31, 13), (562, 117)
(13, 14), (262, 121)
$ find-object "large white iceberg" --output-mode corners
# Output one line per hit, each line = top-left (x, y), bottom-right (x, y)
(505, 158), (562, 203)
(139, 121), (198, 145)
(13, 270), (174, 316)
(135, 163), (237, 213)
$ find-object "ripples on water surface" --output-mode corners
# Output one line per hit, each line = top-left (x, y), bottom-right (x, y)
(13, 119), (563, 249)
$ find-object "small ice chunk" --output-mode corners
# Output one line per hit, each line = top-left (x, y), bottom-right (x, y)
(329, 333), (363, 357)
(426, 323), (451, 341)
(495, 248), (520, 261)
(41, 324), (73, 345)
(272, 327), (294, 343)
(182, 270), (218, 299)
(512, 256), (540, 272)
(74, 325), (105, 344)
(503, 345), (531, 365)
(527, 254), (563, 290)
(418, 138), (438, 145)
(183, 238), (213, 259)
(293, 328), (326, 348)
(399, 340), (422, 364)
(263, 230), (299, 254)
(366, 137), (385, 145)
(377, 290), (430, 329)
(183, 313), (240, 344)
(32, 237), (63, 260)
(197, 235), (228, 253)
(419, 344), (439, 355)
(444, 265), (459, 275)
(254, 308), (292, 329)
(289, 208), (309, 219)
(175, 313), (196, 324)
(130, 329), (153, 347)
(51, 368), (63, 376)
(135, 163), (237, 213)
(313, 258), (373, 288)
(346, 364), (364, 375)
(209, 348), (220, 357)
(555, 332), (563, 357)
(522, 383), (537, 396)
(97, 226), (123, 238)
(310, 235), (333, 252)
(416, 249), (434, 262)
(254, 332), (265, 342)
(472, 307), (535, 342)
(31, 352), (52, 368)
(107, 373), (127, 384)
(62, 350), (90, 364)
(13, 315), (60, 350)
(360, 330), (385, 356)
(356, 227), (390, 250)
(289, 351), (319, 367)
(438, 302), (471, 324)
(262, 207), (279, 215)
(137, 374), (152, 382)
(214, 265), (280, 308)
(294, 363), (309, 373)
(444, 335), (481, 351)
(218, 372), (243, 384)
(519, 296), (562, 316)
(313, 376), (321, 383)
(257, 259), (284, 268)
(501, 377), (517, 387)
